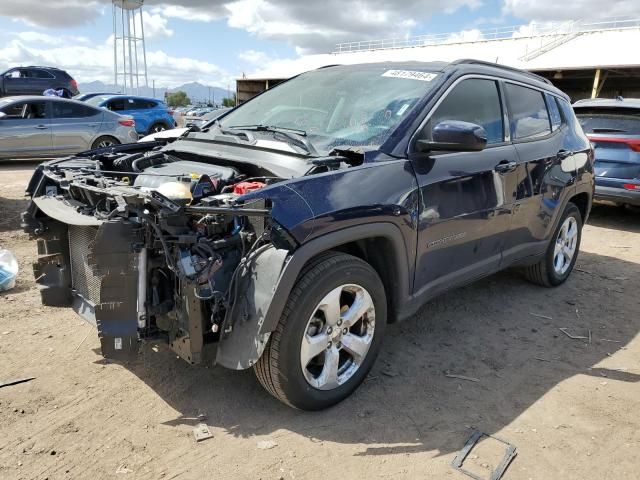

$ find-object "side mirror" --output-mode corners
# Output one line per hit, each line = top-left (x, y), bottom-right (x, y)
(417, 120), (487, 153)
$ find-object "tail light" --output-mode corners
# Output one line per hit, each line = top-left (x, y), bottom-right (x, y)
(167, 108), (174, 115)
(119, 118), (135, 127)
(587, 135), (640, 152)
(623, 183), (640, 191)
(70, 79), (78, 90)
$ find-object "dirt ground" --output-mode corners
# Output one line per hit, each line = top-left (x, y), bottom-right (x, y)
(0, 161), (638, 480)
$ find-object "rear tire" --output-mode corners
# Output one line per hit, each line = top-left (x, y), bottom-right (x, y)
(91, 136), (120, 149)
(148, 123), (167, 135)
(523, 202), (582, 287)
(254, 252), (386, 410)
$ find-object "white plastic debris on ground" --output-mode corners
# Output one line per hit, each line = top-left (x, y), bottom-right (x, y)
(0, 249), (18, 291)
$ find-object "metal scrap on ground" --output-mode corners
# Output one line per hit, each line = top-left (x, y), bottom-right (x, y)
(193, 423), (213, 442)
(559, 328), (588, 340)
(0, 377), (35, 389)
(445, 374), (480, 383)
(452, 430), (517, 480)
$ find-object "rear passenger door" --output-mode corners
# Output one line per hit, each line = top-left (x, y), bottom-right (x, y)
(412, 77), (519, 298)
(50, 101), (103, 154)
(125, 98), (154, 133)
(502, 82), (576, 263)
(30, 68), (56, 95)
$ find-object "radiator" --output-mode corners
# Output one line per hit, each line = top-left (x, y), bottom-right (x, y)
(68, 225), (101, 304)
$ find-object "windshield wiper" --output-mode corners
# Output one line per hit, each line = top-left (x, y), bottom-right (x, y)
(227, 124), (317, 155)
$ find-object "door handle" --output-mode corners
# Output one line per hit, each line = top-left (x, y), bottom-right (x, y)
(494, 160), (517, 173)
(557, 149), (573, 159)
(88, 123), (100, 128)
(34, 125), (48, 130)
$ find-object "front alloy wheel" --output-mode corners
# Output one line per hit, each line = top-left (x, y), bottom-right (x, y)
(254, 252), (386, 410)
(300, 284), (375, 390)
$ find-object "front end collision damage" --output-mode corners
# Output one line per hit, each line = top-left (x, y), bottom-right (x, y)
(21, 152), (314, 367)
(21, 144), (417, 371)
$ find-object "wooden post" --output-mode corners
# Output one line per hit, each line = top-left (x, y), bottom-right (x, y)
(591, 69), (601, 99)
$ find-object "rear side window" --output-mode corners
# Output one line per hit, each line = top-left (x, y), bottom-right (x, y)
(132, 99), (157, 109)
(573, 107), (640, 135)
(545, 94), (562, 131)
(32, 69), (55, 79)
(423, 78), (504, 144)
(52, 102), (97, 119)
(505, 83), (551, 139)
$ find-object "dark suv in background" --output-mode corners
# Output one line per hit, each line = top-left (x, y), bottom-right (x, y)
(22, 60), (594, 410)
(0, 66), (79, 98)
(573, 98), (640, 207)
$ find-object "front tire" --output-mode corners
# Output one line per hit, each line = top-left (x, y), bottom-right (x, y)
(523, 202), (582, 287)
(254, 252), (386, 410)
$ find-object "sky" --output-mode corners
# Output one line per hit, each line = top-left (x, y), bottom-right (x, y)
(0, 0), (637, 89)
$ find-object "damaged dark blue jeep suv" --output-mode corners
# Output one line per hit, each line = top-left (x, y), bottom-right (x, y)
(22, 60), (594, 410)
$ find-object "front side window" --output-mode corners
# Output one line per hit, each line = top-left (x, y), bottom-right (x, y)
(505, 83), (551, 139)
(220, 66), (440, 155)
(108, 99), (127, 111)
(420, 78), (504, 145)
(0, 101), (47, 119)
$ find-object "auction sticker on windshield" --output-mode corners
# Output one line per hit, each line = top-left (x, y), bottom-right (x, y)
(382, 70), (437, 82)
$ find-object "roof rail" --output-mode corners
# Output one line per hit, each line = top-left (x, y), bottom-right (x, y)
(25, 65), (61, 70)
(451, 59), (553, 85)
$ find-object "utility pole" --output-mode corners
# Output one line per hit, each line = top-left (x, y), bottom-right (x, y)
(152, 79), (155, 98)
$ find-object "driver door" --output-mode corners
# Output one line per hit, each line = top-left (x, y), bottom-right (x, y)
(411, 77), (519, 298)
(0, 100), (52, 158)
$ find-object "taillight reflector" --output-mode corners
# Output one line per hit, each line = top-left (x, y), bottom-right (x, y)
(119, 119), (135, 127)
(587, 135), (640, 152)
(623, 183), (640, 191)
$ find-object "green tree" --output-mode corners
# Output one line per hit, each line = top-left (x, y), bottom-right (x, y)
(166, 90), (191, 108)
(222, 93), (237, 107)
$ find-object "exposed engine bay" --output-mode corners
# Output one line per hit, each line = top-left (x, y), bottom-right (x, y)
(21, 145), (301, 366)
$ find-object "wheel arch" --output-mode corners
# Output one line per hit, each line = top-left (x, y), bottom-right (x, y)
(261, 222), (411, 334)
(216, 222), (411, 370)
(569, 191), (591, 224)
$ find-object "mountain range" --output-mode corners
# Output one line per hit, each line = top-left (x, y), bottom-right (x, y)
(79, 80), (233, 105)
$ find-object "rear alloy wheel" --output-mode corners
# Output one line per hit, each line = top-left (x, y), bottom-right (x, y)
(254, 252), (386, 410)
(149, 123), (167, 134)
(523, 202), (582, 287)
(91, 136), (120, 149)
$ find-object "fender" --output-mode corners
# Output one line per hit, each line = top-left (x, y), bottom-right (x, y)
(216, 222), (411, 370)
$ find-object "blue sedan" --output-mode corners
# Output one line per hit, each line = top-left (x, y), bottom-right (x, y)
(85, 94), (176, 135)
